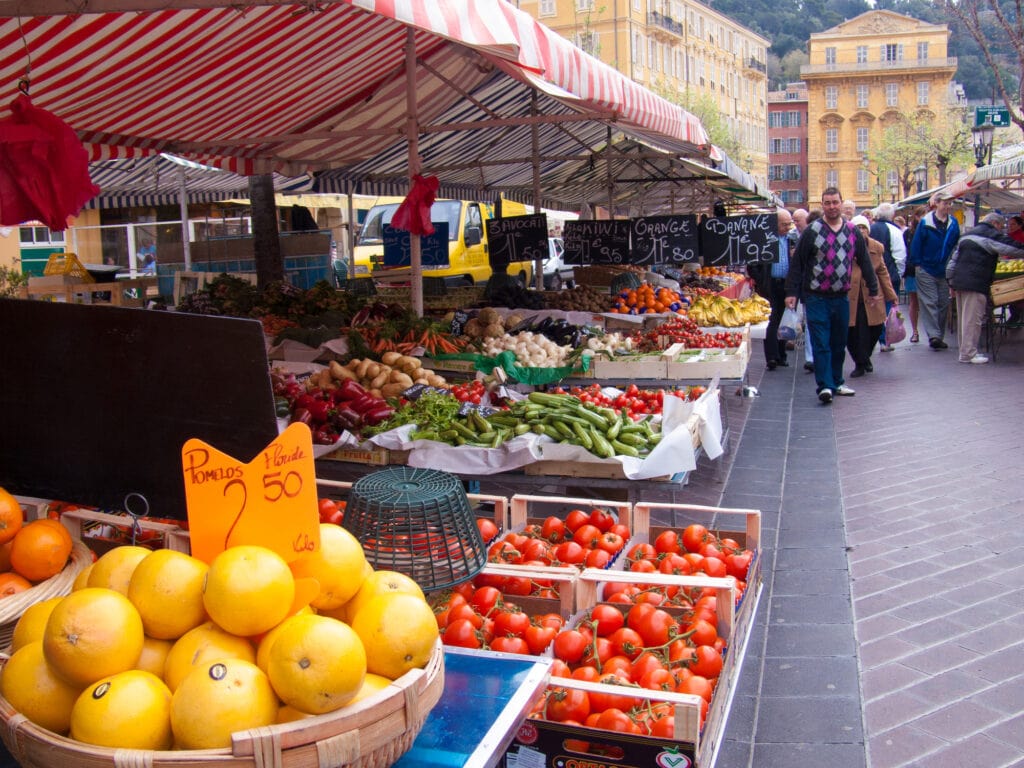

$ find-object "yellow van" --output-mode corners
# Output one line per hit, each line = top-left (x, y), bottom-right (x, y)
(352, 198), (535, 287)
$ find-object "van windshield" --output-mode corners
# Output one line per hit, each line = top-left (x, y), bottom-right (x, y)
(358, 201), (464, 245)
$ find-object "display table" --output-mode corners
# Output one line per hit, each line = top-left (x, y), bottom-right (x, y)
(394, 648), (551, 768)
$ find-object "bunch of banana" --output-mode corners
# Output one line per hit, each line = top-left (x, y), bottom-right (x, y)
(686, 294), (771, 327)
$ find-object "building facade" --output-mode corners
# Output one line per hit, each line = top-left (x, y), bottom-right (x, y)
(767, 82), (809, 208)
(519, 0), (770, 187)
(800, 10), (957, 209)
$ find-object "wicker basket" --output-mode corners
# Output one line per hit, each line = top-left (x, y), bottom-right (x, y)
(0, 638), (445, 768)
(0, 540), (93, 648)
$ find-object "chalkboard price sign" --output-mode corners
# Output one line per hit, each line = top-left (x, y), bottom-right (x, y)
(699, 214), (779, 266)
(486, 214), (548, 271)
(630, 214), (700, 266)
(563, 220), (631, 265)
(382, 222), (450, 268)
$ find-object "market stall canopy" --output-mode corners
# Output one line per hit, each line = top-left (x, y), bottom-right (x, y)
(0, 0), (709, 183)
(898, 161), (1024, 211)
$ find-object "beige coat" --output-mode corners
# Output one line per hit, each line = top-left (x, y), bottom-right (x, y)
(849, 236), (899, 326)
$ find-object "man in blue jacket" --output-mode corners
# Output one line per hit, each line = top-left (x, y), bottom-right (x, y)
(909, 192), (960, 349)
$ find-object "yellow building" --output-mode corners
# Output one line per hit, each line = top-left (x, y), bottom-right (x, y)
(800, 10), (957, 208)
(518, 0), (770, 186)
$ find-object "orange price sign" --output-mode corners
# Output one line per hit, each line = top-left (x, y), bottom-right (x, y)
(181, 422), (321, 565)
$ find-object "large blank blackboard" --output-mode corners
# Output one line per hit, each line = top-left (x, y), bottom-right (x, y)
(630, 215), (700, 266)
(0, 299), (279, 519)
(486, 214), (548, 271)
(382, 222), (449, 267)
(562, 220), (631, 265)
(699, 214), (779, 266)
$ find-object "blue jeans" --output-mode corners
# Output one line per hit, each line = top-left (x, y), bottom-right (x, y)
(804, 293), (850, 392)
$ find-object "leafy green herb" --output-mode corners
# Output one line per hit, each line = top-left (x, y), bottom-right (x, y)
(360, 391), (462, 436)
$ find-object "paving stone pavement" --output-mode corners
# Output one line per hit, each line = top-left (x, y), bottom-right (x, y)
(685, 320), (1024, 768)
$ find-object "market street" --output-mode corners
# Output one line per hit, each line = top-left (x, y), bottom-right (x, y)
(687, 323), (1024, 767)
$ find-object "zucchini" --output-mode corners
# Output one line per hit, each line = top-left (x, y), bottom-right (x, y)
(572, 421), (594, 450)
(611, 439), (641, 457)
(589, 428), (615, 459)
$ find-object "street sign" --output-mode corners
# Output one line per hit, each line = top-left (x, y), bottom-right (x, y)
(975, 105), (1011, 127)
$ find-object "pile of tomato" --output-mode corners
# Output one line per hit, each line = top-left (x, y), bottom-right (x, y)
(431, 581), (566, 655)
(528, 595), (725, 736)
(487, 507), (631, 575)
(631, 317), (743, 352)
(547, 383), (704, 419)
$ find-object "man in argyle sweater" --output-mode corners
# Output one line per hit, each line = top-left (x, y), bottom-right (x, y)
(786, 188), (880, 404)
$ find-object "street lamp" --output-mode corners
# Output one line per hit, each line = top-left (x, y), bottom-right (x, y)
(972, 121), (994, 168)
(914, 165), (927, 193)
(890, 183), (899, 203)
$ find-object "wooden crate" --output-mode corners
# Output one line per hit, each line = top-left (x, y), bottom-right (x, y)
(990, 274), (1024, 306)
(58, 508), (185, 556)
(509, 493), (632, 532)
(319, 447), (410, 465)
(589, 353), (668, 380)
(664, 338), (750, 380)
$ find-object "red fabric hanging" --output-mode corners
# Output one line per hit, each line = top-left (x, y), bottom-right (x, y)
(0, 94), (100, 231)
(390, 174), (440, 236)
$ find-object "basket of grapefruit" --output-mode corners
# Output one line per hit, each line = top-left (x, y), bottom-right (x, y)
(0, 524), (444, 768)
(0, 488), (93, 648)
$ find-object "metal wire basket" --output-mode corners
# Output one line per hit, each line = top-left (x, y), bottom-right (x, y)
(344, 467), (487, 591)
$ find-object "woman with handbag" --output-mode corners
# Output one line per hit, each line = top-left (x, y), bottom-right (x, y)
(848, 217), (899, 377)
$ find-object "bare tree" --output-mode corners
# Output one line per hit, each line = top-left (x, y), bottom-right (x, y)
(868, 110), (973, 195)
(943, 0), (1024, 133)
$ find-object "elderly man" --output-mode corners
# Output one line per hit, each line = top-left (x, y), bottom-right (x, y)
(787, 188), (879, 403)
(749, 209), (799, 370)
(792, 208), (810, 234)
(840, 200), (857, 220)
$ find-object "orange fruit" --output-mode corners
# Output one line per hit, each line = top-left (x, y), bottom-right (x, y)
(0, 539), (14, 572)
(202, 545), (294, 637)
(135, 635), (174, 678)
(163, 621), (256, 693)
(9, 520), (73, 582)
(288, 524), (367, 611)
(170, 659), (278, 749)
(42, 588), (145, 687)
(276, 704), (313, 723)
(33, 518), (73, 550)
(87, 545), (151, 595)
(69, 670), (173, 749)
(255, 605), (314, 674)
(0, 487), (24, 545)
(71, 563), (93, 592)
(266, 614), (366, 714)
(127, 549), (208, 640)
(348, 673), (392, 705)
(329, 569), (423, 625)
(10, 596), (63, 652)
(349, 593), (437, 680)
(0, 571), (32, 596)
(0, 640), (83, 733)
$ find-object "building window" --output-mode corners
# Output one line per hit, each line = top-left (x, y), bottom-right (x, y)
(633, 32), (644, 67)
(789, 111), (801, 127)
(825, 47), (836, 68)
(540, 0), (556, 14)
(917, 81), (930, 105)
(576, 0), (594, 9)
(917, 41), (928, 60)
(856, 85), (869, 109)
(883, 43), (902, 63)
(856, 169), (869, 193)
(856, 127), (869, 153)
(886, 83), (898, 107)
(826, 128), (838, 153)
(887, 170), (899, 189)
(826, 169), (839, 188)
(825, 86), (838, 110)
(576, 31), (599, 55)
(857, 45), (868, 64)
(19, 226), (65, 246)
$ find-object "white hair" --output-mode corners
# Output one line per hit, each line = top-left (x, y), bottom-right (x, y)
(875, 202), (895, 221)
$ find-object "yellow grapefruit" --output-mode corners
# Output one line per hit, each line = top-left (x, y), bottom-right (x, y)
(334, 569), (424, 624)
(0, 641), (83, 733)
(254, 605), (314, 674)
(72, 563), (93, 591)
(202, 545), (294, 637)
(350, 593), (437, 680)
(127, 549), (209, 640)
(163, 621), (256, 693)
(266, 614), (366, 714)
(135, 635), (174, 678)
(288, 524), (367, 611)
(170, 659), (278, 749)
(10, 596), (63, 652)
(348, 673), (392, 705)
(42, 588), (144, 687)
(69, 670), (173, 750)
(276, 704), (313, 723)
(87, 545), (151, 595)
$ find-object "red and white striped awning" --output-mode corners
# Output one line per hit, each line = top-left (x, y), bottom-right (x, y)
(0, 0), (708, 180)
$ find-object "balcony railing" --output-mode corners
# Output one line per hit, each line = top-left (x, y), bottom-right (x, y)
(647, 11), (683, 36)
(746, 57), (767, 74)
(800, 57), (957, 76)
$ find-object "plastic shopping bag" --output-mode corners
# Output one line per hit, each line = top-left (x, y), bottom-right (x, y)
(777, 307), (801, 340)
(884, 306), (907, 344)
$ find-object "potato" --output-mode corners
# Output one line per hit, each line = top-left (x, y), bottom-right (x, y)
(381, 351), (402, 366)
(330, 360), (357, 381)
(389, 370), (414, 388)
(381, 382), (406, 399)
(369, 388), (383, 398)
(355, 358), (374, 379)
(426, 373), (447, 388)
(396, 355), (421, 374)
(369, 370), (390, 390)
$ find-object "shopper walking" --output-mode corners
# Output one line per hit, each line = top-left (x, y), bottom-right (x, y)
(848, 216), (898, 377)
(909, 192), (960, 350)
(903, 206), (926, 342)
(870, 202), (907, 351)
(786, 188), (879, 404)
(799, 209), (822, 373)
(946, 213), (1024, 364)
(750, 209), (798, 370)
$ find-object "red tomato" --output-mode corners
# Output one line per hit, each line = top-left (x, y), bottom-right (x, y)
(590, 604), (626, 637)
(317, 498), (344, 525)
(584, 548), (611, 569)
(682, 524), (711, 553)
(588, 508), (616, 533)
(546, 687), (591, 723)
(540, 516), (566, 543)
(658, 553), (692, 575)
(607, 627), (645, 660)
(554, 541), (586, 565)
(490, 636), (530, 655)
(553, 629), (590, 664)
(572, 524), (603, 550)
(690, 645), (724, 679)
(537, 613), (564, 630)
(476, 517), (499, 542)
(597, 532), (625, 554)
(725, 551), (753, 580)
(524, 624), (558, 655)
(470, 586), (502, 616)
(493, 610), (531, 639)
(565, 509), (591, 533)
(609, 522), (631, 540)
(654, 530), (682, 554)
(442, 618), (481, 648)
(698, 556), (728, 578)
(632, 607), (677, 647)
(626, 543), (657, 563)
